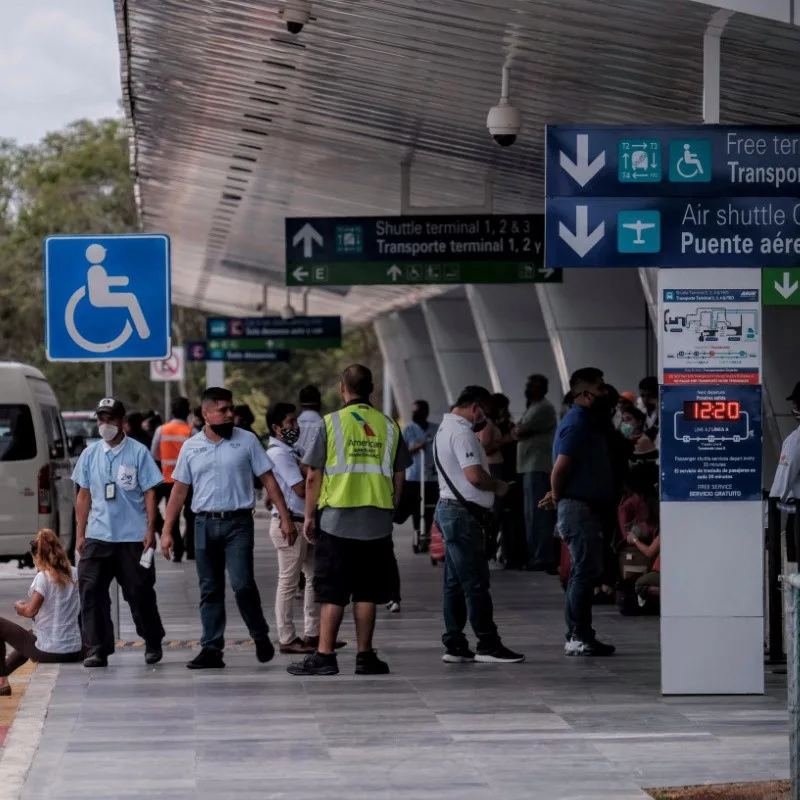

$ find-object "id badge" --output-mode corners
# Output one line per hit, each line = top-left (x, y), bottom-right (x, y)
(105, 482), (117, 501)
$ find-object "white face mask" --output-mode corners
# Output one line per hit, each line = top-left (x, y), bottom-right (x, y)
(98, 423), (119, 442)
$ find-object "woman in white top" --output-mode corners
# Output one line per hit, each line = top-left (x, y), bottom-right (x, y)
(0, 529), (84, 696)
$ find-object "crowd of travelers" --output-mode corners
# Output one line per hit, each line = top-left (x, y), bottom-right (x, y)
(0, 362), (696, 687)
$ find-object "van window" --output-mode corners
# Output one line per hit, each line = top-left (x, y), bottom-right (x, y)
(41, 406), (66, 460)
(0, 405), (37, 462)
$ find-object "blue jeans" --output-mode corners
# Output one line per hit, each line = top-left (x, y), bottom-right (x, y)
(524, 471), (556, 568)
(195, 515), (269, 651)
(557, 499), (604, 642)
(435, 500), (501, 653)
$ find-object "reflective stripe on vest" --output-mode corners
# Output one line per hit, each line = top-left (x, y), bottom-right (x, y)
(159, 420), (191, 482)
(319, 406), (399, 510)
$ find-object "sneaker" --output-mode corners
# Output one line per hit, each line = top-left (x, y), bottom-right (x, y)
(287, 651), (339, 676)
(144, 645), (163, 665)
(565, 637), (616, 657)
(387, 602), (401, 613)
(83, 653), (108, 668)
(280, 638), (315, 655)
(186, 649), (226, 670)
(442, 647), (476, 664)
(254, 637), (275, 664)
(355, 650), (390, 675)
(475, 645), (526, 664)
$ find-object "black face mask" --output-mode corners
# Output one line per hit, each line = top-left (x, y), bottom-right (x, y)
(210, 422), (235, 439)
(590, 395), (615, 417)
(472, 414), (488, 433)
(412, 412), (427, 426)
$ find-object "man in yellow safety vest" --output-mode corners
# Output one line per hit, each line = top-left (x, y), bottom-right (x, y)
(287, 364), (412, 677)
(151, 396), (194, 561)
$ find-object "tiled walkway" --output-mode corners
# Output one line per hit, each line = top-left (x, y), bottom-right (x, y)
(0, 521), (790, 800)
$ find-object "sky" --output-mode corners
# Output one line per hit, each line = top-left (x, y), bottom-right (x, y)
(1, 1), (122, 144)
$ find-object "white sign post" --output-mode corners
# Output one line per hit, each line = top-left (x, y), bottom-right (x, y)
(150, 346), (185, 421)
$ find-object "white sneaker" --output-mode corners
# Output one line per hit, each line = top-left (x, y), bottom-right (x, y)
(564, 637), (586, 656)
(387, 602), (401, 613)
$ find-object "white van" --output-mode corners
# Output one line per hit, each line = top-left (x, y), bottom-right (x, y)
(0, 363), (78, 561)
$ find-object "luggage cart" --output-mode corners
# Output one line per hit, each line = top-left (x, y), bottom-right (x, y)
(412, 449), (437, 554)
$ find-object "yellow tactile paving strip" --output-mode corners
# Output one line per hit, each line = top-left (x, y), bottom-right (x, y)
(0, 662), (36, 747)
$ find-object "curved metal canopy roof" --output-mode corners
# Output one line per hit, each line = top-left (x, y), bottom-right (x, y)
(114, 0), (800, 323)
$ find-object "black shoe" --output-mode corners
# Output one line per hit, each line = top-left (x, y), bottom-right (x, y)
(442, 647), (476, 664)
(83, 654), (108, 668)
(355, 649), (390, 675)
(144, 646), (163, 665)
(287, 651), (339, 676)
(565, 637), (616, 657)
(186, 649), (225, 670)
(475, 645), (526, 664)
(254, 637), (275, 664)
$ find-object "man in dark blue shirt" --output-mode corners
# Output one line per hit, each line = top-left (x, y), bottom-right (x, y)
(551, 367), (616, 657)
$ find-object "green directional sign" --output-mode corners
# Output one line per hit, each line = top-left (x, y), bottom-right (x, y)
(762, 268), (800, 306)
(285, 214), (562, 286)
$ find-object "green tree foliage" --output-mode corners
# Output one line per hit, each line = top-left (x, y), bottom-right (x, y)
(0, 118), (382, 418)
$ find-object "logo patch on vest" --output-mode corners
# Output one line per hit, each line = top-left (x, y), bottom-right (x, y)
(350, 411), (376, 437)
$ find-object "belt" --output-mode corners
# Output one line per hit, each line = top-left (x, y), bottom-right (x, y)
(196, 509), (253, 520)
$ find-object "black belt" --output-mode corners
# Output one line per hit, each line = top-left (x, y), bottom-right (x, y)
(196, 509), (253, 520)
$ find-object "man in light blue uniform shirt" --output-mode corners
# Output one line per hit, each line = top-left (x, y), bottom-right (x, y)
(401, 400), (440, 542)
(72, 397), (166, 668)
(162, 387), (295, 670)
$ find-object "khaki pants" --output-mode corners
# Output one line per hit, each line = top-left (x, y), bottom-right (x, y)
(269, 517), (318, 645)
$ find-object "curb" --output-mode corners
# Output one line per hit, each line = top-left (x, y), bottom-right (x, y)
(0, 664), (59, 800)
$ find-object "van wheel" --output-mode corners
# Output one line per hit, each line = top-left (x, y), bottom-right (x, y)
(65, 512), (77, 561)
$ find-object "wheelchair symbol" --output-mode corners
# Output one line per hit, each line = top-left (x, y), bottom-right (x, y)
(676, 143), (704, 179)
(64, 244), (151, 354)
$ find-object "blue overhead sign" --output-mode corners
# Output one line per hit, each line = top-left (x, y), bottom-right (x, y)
(545, 125), (800, 269)
(186, 341), (291, 364)
(45, 234), (171, 362)
(206, 316), (342, 350)
(660, 384), (762, 503)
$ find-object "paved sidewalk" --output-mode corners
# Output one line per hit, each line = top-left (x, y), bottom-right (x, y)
(0, 521), (790, 800)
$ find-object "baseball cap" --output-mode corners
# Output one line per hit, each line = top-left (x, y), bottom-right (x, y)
(787, 382), (800, 402)
(95, 397), (126, 418)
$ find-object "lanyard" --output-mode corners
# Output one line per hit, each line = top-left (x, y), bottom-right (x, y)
(104, 445), (123, 483)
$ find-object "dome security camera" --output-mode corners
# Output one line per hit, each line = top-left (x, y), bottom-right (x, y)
(487, 66), (522, 147)
(281, 0), (311, 34)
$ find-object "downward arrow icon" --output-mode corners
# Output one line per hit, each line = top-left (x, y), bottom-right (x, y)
(292, 223), (324, 258)
(775, 272), (799, 299)
(558, 206), (605, 258)
(559, 134), (606, 187)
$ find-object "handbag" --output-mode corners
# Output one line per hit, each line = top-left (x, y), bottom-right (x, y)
(433, 440), (500, 552)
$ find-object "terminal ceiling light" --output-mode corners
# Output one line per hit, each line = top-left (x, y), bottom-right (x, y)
(486, 66), (522, 148)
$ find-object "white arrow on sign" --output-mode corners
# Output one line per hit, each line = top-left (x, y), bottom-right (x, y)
(537, 267), (555, 280)
(292, 266), (309, 282)
(292, 223), (324, 258)
(558, 205), (605, 258)
(559, 134), (606, 187)
(387, 265), (402, 282)
(775, 272), (799, 299)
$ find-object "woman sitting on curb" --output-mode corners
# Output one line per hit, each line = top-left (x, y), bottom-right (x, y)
(0, 529), (84, 696)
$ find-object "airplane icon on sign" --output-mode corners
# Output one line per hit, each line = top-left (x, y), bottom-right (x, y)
(621, 220), (656, 245)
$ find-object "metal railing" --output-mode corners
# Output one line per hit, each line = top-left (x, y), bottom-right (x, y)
(782, 572), (800, 800)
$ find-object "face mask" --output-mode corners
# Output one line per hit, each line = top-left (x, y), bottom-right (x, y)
(99, 423), (119, 442)
(281, 427), (300, 446)
(620, 422), (634, 438)
(472, 413), (487, 433)
(412, 412), (427, 426)
(793, 409), (800, 422)
(210, 422), (235, 439)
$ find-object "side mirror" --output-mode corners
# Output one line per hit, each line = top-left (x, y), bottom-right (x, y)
(68, 435), (87, 457)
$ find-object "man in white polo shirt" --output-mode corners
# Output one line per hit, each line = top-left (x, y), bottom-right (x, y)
(265, 402), (319, 655)
(434, 385), (525, 665)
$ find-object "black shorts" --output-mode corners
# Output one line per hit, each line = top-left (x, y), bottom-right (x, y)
(313, 530), (394, 607)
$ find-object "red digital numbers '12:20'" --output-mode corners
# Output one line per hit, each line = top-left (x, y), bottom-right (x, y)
(682, 400), (741, 422)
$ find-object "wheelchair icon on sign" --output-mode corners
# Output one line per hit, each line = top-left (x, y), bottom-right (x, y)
(65, 244), (151, 354)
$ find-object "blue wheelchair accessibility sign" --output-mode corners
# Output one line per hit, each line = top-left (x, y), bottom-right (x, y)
(44, 234), (171, 362)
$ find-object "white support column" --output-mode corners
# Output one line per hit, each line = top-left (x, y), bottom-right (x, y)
(374, 308), (448, 422)
(536, 268), (649, 395)
(421, 289), (490, 404)
(466, 285), (559, 419)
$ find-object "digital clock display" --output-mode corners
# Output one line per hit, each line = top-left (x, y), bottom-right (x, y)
(683, 400), (742, 422)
